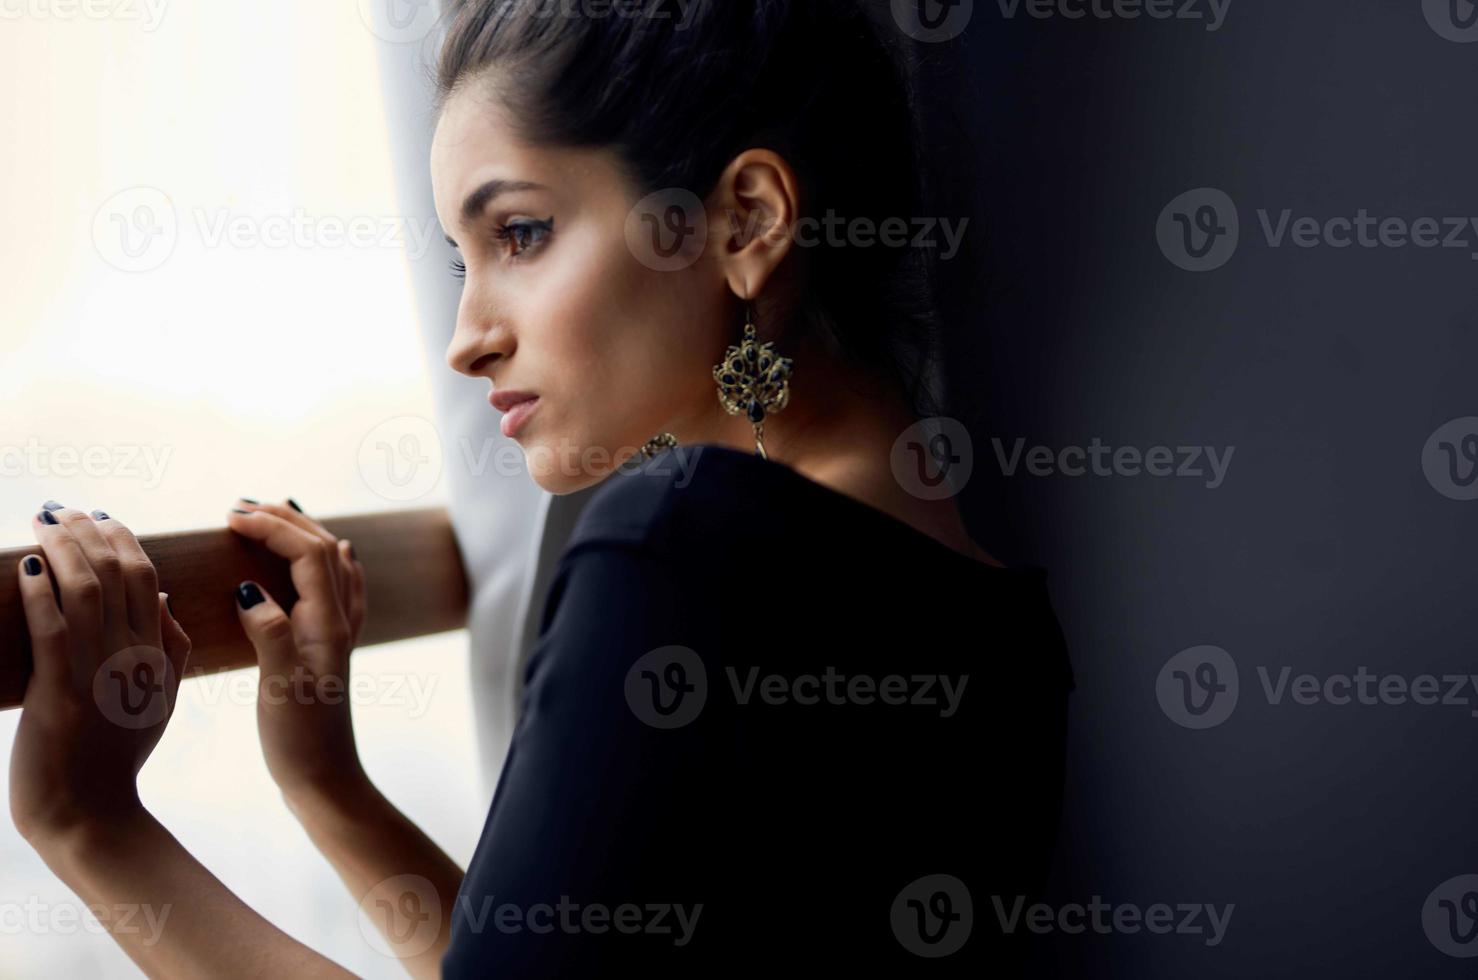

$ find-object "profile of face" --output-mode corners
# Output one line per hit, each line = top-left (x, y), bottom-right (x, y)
(431, 81), (798, 495)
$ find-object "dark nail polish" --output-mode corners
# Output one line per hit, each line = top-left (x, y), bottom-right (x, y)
(349, 542), (358, 561)
(38, 511), (58, 526)
(90, 510), (110, 521)
(41, 500), (64, 511)
(236, 582), (265, 610)
(166, 594), (176, 618)
(231, 508), (253, 515)
(287, 498), (303, 513)
(240, 497), (259, 505)
(23, 556), (42, 576)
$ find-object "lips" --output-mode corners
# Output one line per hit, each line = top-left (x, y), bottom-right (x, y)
(490, 390), (539, 413)
(490, 390), (541, 438)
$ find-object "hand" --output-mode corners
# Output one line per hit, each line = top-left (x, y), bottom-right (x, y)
(226, 498), (367, 806)
(9, 504), (190, 849)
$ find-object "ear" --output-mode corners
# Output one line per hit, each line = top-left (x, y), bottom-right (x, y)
(707, 148), (802, 300)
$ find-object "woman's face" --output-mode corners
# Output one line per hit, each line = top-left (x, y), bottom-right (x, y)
(431, 85), (732, 494)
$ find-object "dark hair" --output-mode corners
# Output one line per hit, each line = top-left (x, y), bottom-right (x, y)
(435, 0), (946, 421)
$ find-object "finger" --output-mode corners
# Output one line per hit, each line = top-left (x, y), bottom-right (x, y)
(158, 592), (192, 683)
(234, 499), (342, 604)
(339, 539), (366, 647)
(90, 511), (162, 643)
(253, 499), (354, 621)
(232, 580), (297, 676)
(225, 509), (349, 659)
(334, 539), (354, 627)
(16, 553), (71, 693)
(31, 510), (104, 654)
(44, 505), (128, 643)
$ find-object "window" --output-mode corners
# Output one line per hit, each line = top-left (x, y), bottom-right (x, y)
(0, 5), (482, 975)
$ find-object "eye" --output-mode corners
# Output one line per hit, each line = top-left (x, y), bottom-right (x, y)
(494, 217), (554, 259)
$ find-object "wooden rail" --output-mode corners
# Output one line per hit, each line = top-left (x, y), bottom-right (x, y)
(0, 508), (470, 710)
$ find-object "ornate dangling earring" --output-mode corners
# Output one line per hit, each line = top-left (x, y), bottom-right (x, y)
(712, 302), (794, 460)
(638, 432), (678, 460)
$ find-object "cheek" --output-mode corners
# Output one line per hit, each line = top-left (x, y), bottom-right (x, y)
(530, 231), (716, 418)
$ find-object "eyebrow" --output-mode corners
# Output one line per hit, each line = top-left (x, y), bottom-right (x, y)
(445, 178), (548, 245)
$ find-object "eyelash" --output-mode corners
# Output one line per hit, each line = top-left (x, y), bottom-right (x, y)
(450, 217), (555, 280)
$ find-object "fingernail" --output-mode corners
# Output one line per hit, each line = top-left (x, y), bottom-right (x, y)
(165, 593), (176, 618)
(41, 500), (64, 511)
(90, 510), (110, 521)
(23, 556), (42, 576)
(239, 497), (259, 504)
(231, 508), (253, 515)
(236, 582), (265, 610)
(287, 498), (303, 513)
(348, 541), (358, 561)
(38, 511), (58, 526)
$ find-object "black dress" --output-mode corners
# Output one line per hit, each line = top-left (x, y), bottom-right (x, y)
(441, 443), (1075, 977)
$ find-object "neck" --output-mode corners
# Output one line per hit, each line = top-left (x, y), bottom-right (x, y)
(679, 330), (999, 567)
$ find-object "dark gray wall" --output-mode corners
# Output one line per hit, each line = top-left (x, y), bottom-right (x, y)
(911, 1), (1477, 976)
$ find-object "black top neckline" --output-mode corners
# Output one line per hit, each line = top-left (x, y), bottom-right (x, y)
(650, 442), (1041, 580)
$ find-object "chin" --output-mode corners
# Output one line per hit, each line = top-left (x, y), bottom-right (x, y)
(520, 436), (637, 496)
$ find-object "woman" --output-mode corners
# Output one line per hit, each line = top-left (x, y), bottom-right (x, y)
(9, 1), (1074, 975)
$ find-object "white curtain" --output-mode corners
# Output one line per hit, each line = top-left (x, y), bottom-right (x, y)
(369, 2), (595, 796)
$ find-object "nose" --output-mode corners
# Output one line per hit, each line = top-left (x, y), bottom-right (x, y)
(445, 299), (515, 378)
